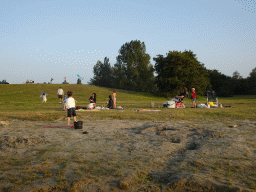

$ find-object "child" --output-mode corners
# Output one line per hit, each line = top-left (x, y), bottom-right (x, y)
(42, 93), (47, 103)
(62, 94), (67, 110)
(65, 91), (77, 126)
(112, 90), (116, 108)
(191, 88), (196, 108)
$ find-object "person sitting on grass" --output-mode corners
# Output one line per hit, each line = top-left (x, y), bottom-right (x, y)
(65, 91), (77, 126)
(89, 93), (96, 109)
(107, 95), (113, 109)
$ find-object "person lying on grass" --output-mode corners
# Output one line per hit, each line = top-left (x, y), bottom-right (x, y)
(64, 91), (77, 126)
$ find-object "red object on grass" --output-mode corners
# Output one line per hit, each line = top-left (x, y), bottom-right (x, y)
(43, 126), (74, 128)
(176, 102), (183, 108)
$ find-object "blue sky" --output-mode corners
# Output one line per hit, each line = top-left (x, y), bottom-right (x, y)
(0, 0), (255, 84)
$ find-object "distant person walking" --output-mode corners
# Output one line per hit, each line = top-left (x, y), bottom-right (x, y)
(57, 87), (64, 103)
(112, 90), (116, 108)
(191, 88), (196, 108)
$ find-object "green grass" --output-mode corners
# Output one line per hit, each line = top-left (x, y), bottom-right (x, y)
(0, 84), (255, 121)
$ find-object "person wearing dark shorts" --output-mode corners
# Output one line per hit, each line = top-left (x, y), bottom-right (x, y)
(57, 87), (64, 103)
(67, 108), (76, 117)
(65, 91), (77, 126)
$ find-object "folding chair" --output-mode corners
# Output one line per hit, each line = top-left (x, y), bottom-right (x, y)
(206, 90), (218, 107)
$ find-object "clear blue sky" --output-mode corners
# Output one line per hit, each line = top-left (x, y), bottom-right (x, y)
(0, 0), (255, 84)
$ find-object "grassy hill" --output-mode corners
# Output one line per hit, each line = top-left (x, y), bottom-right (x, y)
(0, 84), (255, 121)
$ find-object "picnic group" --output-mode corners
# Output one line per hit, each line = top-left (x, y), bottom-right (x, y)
(41, 87), (198, 125)
(41, 87), (117, 125)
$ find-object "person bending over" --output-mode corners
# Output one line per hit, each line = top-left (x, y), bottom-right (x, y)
(176, 87), (188, 99)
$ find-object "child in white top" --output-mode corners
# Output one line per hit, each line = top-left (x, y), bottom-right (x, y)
(42, 93), (47, 103)
(65, 91), (77, 126)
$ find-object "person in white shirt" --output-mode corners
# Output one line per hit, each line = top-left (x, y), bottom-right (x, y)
(64, 91), (77, 126)
(57, 87), (64, 103)
(42, 93), (47, 103)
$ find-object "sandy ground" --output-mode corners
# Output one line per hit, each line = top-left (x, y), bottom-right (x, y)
(0, 118), (256, 192)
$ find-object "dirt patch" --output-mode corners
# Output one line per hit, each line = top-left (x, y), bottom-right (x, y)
(0, 118), (255, 191)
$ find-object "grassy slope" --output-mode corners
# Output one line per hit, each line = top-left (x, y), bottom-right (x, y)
(0, 84), (255, 121)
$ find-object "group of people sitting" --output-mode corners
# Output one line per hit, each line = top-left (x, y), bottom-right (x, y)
(61, 90), (117, 110)
(88, 90), (116, 109)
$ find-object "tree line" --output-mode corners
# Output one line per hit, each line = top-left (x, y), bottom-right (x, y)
(88, 40), (256, 97)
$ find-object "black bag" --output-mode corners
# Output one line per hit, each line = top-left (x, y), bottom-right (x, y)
(74, 121), (83, 129)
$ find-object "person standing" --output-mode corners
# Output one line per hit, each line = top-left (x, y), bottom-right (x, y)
(191, 88), (196, 108)
(62, 94), (67, 110)
(42, 93), (47, 103)
(112, 90), (116, 108)
(57, 87), (64, 103)
(65, 91), (77, 126)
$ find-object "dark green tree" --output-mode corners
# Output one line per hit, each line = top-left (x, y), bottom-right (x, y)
(232, 71), (242, 80)
(247, 67), (256, 94)
(154, 50), (211, 97)
(207, 69), (234, 96)
(231, 71), (247, 95)
(77, 78), (82, 84)
(113, 40), (155, 92)
(90, 57), (113, 87)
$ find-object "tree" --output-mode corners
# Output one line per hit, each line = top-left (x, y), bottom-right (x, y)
(231, 71), (247, 95)
(247, 67), (256, 94)
(90, 57), (113, 87)
(207, 69), (234, 96)
(113, 40), (155, 92)
(154, 50), (211, 97)
(232, 71), (242, 80)
(77, 78), (82, 84)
